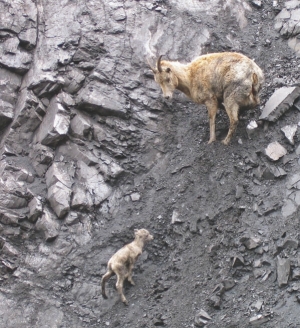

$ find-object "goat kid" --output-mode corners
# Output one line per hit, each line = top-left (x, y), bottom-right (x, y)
(101, 228), (153, 305)
(150, 52), (264, 145)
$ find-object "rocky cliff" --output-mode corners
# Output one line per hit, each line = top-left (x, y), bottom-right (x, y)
(1, 0), (300, 327)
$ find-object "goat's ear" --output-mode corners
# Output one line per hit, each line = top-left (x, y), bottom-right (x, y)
(165, 67), (171, 73)
(134, 229), (138, 234)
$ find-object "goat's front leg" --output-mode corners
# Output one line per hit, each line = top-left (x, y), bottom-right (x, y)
(205, 98), (218, 144)
(127, 263), (135, 285)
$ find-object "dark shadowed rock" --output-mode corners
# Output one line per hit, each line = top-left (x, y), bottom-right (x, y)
(28, 197), (43, 223)
(29, 144), (54, 177)
(277, 256), (290, 287)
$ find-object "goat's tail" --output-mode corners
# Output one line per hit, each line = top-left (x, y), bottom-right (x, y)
(251, 72), (262, 105)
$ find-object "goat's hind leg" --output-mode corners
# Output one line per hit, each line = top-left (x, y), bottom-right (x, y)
(222, 98), (239, 145)
(101, 269), (114, 299)
(116, 271), (128, 305)
(205, 98), (218, 144)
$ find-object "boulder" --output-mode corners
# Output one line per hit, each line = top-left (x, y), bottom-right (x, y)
(35, 209), (60, 241)
(28, 197), (43, 223)
(34, 97), (70, 147)
(259, 87), (300, 122)
(77, 161), (112, 206)
(47, 182), (72, 219)
(76, 81), (127, 118)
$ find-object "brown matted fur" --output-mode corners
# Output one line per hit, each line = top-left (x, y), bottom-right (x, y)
(150, 52), (264, 145)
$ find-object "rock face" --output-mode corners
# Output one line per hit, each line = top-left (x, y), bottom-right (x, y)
(1, 1), (300, 328)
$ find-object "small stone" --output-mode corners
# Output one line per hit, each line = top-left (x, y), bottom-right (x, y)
(235, 185), (244, 199)
(281, 125), (298, 145)
(253, 259), (262, 268)
(249, 314), (269, 326)
(251, 0), (262, 8)
(130, 192), (141, 202)
(208, 295), (221, 309)
(232, 255), (245, 267)
(222, 278), (236, 291)
(265, 141), (287, 161)
(277, 256), (290, 287)
(171, 210), (183, 224)
(194, 309), (212, 327)
(292, 268), (300, 280)
(253, 299), (263, 311)
(246, 120), (258, 139)
(240, 235), (262, 249)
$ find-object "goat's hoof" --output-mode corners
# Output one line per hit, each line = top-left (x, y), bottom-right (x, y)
(129, 280), (135, 286)
(207, 138), (216, 144)
(123, 299), (129, 306)
(102, 294), (108, 299)
(221, 139), (230, 145)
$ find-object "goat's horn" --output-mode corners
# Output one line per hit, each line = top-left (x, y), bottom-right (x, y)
(147, 58), (156, 73)
(157, 55), (163, 73)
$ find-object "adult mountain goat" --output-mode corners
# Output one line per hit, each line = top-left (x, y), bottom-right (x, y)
(150, 52), (264, 145)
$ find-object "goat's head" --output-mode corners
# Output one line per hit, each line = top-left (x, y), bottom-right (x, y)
(134, 228), (154, 242)
(149, 55), (178, 100)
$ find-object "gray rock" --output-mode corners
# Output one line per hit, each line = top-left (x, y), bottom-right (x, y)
(71, 184), (93, 210)
(96, 152), (124, 179)
(33, 97), (70, 147)
(35, 209), (60, 241)
(265, 141), (287, 161)
(246, 120), (258, 139)
(171, 210), (183, 224)
(76, 81), (127, 118)
(0, 36), (32, 74)
(70, 112), (92, 139)
(47, 181), (71, 219)
(17, 168), (35, 183)
(1, 242), (19, 257)
(277, 256), (290, 287)
(232, 255), (245, 267)
(194, 309), (212, 327)
(57, 142), (98, 166)
(262, 165), (287, 179)
(259, 87), (300, 122)
(281, 124), (298, 144)
(282, 199), (297, 218)
(0, 0), (37, 48)
(251, 0), (262, 8)
(249, 314), (269, 326)
(46, 162), (75, 189)
(130, 192), (141, 202)
(29, 144), (54, 177)
(63, 68), (85, 94)
(240, 235), (262, 249)
(77, 161), (112, 206)
(28, 197), (43, 223)
(292, 268), (300, 280)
